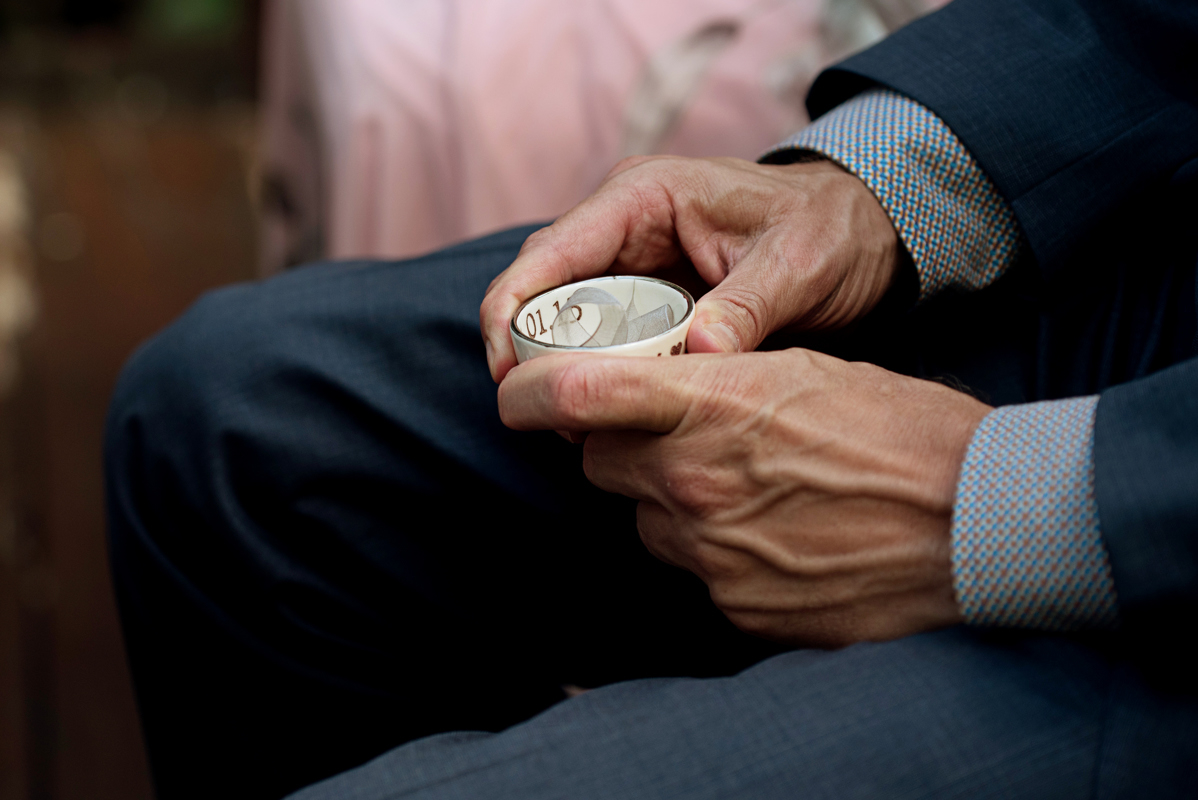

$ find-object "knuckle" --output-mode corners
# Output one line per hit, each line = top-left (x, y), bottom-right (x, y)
(478, 297), (498, 329)
(634, 511), (662, 547)
(546, 360), (599, 427)
(808, 621), (859, 649)
(715, 284), (771, 339)
(519, 226), (555, 253)
(722, 608), (773, 639)
(784, 347), (834, 381)
(635, 504), (698, 570)
(604, 155), (690, 195)
(484, 267), (508, 295)
(608, 154), (664, 178)
(580, 441), (606, 486)
(658, 462), (703, 509)
(482, 266), (512, 302)
(661, 464), (724, 516)
(613, 155), (652, 172)
(636, 518), (677, 566)
(637, 532), (673, 567)
(795, 605), (865, 649)
(672, 483), (713, 516)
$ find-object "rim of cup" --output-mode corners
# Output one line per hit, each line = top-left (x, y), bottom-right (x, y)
(509, 276), (695, 351)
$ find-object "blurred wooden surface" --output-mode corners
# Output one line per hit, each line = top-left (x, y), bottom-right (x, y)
(1, 394), (28, 799)
(2, 119), (37, 800)
(0, 93), (258, 800)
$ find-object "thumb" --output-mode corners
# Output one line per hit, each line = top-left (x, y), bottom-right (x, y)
(687, 271), (780, 354)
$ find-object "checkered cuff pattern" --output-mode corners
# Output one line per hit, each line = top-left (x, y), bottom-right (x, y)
(952, 397), (1120, 630)
(762, 88), (1022, 299)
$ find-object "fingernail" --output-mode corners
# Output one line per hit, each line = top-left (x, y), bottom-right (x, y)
(703, 322), (740, 353)
(484, 338), (495, 371)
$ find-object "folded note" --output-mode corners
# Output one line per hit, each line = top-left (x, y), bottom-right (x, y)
(550, 286), (676, 347)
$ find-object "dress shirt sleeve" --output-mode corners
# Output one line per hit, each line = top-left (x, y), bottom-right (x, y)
(761, 88), (1021, 300)
(762, 89), (1121, 629)
(953, 398), (1120, 629)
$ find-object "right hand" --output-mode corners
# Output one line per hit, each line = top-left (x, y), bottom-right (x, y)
(479, 155), (903, 383)
(498, 347), (989, 647)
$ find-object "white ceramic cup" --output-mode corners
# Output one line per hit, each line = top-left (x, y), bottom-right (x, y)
(510, 276), (695, 364)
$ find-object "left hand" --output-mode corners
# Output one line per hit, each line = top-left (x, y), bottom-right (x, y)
(498, 349), (991, 647)
(479, 157), (902, 383)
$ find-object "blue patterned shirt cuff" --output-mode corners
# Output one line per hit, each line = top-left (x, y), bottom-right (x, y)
(952, 397), (1120, 630)
(762, 88), (1022, 300)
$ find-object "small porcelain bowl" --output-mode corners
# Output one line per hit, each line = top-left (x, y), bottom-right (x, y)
(510, 276), (695, 364)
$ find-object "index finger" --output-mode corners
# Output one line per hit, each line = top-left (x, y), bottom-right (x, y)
(479, 196), (633, 383)
(497, 353), (713, 434)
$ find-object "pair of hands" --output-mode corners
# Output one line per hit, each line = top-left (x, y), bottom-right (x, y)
(480, 156), (990, 647)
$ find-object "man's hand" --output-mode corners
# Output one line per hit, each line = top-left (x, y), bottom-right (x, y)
(480, 156), (902, 382)
(499, 350), (990, 647)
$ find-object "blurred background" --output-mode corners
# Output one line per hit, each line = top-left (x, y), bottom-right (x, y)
(0, 1), (942, 797)
(0, 1), (259, 798)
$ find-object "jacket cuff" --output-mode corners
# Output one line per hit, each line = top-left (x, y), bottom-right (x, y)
(762, 88), (1021, 300)
(952, 396), (1120, 630)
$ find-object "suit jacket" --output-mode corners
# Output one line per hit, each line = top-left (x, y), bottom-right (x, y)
(807, 0), (1198, 638)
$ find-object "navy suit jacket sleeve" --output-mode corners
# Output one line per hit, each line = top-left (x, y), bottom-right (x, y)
(807, 0), (1198, 273)
(804, 0), (1198, 630)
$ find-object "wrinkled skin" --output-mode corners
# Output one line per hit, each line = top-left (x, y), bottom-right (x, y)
(482, 156), (991, 647)
(480, 157), (901, 379)
(499, 351), (989, 647)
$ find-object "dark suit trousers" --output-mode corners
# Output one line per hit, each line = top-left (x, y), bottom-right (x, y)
(104, 226), (1197, 799)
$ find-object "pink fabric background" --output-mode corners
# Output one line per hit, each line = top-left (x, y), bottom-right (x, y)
(259, 0), (947, 273)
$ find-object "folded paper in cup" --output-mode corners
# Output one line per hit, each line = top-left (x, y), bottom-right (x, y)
(550, 286), (675, 347)
(509, 275), (694, 363)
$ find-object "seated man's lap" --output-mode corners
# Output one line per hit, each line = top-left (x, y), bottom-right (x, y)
(106, 225), (778, 798)
(290, 628), (1137, 800)
(106, 225), (1195, 799)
